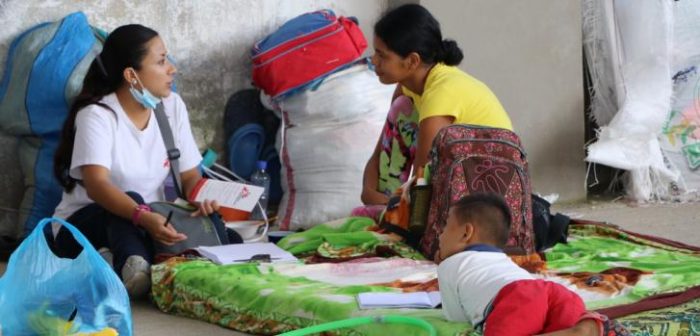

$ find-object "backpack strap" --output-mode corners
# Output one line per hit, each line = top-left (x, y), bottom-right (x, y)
(154, 103), (184, 199)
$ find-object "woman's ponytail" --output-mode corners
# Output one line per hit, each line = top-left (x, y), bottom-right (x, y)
(439, 39), (463, 66)
(54, 60), (114, 192)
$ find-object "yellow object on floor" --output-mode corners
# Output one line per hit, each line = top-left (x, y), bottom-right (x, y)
(28, 309), (119, 336)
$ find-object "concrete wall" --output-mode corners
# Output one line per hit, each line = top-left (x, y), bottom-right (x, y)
(0, 0), (586, 237)
(422, 0), (586, 202)
(0, 0), (388, 237)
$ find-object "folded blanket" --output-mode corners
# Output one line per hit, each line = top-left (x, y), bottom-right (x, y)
(277, 217), (424, 261)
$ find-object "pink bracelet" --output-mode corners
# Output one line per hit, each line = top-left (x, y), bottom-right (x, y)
(132, 204), (152, 226)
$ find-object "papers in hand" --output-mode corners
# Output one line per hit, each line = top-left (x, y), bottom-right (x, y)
(189, 179), (264, 212)
(357, 291), (442, 309)
(195, 243), (298, 265)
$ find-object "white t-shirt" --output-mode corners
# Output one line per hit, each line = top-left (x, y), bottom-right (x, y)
(437, 249), (533, 325)
(53, 92), (202, 219)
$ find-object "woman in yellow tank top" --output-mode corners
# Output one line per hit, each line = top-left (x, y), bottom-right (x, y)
(361, 4), (513, 206)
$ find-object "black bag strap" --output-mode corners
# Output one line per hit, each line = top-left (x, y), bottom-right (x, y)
(154, 103), (184, 199)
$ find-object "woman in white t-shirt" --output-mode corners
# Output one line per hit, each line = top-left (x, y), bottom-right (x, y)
(52, 24), (236, 298)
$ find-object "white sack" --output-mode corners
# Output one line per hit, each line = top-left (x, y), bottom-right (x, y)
(269, 63), (393, 229)
(585, 0), (678, 201)
(657, 0), (700, 198)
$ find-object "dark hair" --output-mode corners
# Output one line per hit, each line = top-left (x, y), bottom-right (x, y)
(54, 24), (158, 192)
(374, 4), (463, 66)
(451, 193), (512, 247)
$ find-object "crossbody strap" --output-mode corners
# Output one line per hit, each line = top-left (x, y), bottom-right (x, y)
(154, 103), (185, 199)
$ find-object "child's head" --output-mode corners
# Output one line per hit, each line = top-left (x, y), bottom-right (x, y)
(438, 193), (512, 260)
(371, 4), (463, 84)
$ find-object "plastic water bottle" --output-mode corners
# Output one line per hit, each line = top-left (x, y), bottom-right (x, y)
(250, 160), (270, 220)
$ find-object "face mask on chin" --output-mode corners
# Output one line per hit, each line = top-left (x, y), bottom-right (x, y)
(128, 71), (161, 110)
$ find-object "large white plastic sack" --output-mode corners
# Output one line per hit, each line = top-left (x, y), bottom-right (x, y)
(270, 63), (393, 230)
(582, 0), (621, 126)
(585, 0), (678, 201)
(657, 1), (700, 198)
(275, 63), (392, 126)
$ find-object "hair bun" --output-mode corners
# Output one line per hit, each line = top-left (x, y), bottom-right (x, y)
(440, 39), (464, 66)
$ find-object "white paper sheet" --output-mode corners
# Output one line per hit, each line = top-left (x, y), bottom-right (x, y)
(357, 291), (442, 309)
(195, 243), (298, 265)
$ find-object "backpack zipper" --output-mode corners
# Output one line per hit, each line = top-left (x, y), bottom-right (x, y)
(445, 138), (526, 158)
(253, 26), (343, 67)
(252, 13), (336, 55)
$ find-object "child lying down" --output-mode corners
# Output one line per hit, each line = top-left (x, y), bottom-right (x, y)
(435, 193), (630, 336)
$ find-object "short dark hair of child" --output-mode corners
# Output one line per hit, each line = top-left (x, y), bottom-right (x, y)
(451, 193), (512, 248)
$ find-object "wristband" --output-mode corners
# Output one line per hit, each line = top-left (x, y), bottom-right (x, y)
(132, 204), (152, 226)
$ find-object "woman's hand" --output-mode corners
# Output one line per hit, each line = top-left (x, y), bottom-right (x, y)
(138, 211), (187, 245)
(361, 187), (390, 205)
(189, 199), (219, 217)
(178, 169), (220, 217)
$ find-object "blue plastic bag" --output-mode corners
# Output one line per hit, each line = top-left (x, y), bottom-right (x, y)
(0, 218), (132, 335)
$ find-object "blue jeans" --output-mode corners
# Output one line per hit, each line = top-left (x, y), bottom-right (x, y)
(46, 192), (240, 277)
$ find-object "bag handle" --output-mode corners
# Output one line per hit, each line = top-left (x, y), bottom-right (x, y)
(34, 217), (94, 252)
(154, 102), (185, 199)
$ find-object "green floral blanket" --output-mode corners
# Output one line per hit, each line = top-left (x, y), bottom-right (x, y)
(542, 224), (700, 310)
(151, 219), (700, 335)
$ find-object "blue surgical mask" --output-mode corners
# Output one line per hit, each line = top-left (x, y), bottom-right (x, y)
(128, 73), (161, 109)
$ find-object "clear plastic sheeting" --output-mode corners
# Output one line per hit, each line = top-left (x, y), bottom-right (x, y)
(584, 0), (680, 201)
(582, 0), (620, 126)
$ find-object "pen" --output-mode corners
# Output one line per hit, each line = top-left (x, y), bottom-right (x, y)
(232, 257), (280, 262)
(232, 254), (280, 262)
(164, 210), (173, 227)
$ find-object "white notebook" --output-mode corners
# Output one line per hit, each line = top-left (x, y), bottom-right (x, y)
(195, 243), (298, 265)
(357, 291), (442, 309)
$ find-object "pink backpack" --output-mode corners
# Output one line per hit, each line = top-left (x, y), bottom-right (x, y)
(420, 125), (535, 258)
